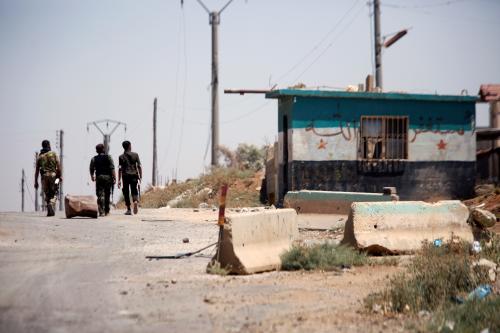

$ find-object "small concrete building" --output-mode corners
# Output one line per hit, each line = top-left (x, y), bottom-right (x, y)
(265, 89), (477, 202)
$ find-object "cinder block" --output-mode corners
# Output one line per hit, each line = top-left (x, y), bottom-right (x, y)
(209, 209), (298, 274)
(342, 200), (473, 254)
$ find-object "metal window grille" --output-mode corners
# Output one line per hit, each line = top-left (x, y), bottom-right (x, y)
(359, 116), (408, 160)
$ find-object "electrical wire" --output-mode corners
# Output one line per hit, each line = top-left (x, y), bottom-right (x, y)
(23, 175), (35, 209)
(159, 9), (184, 174)
(174, 7), (188, 175)
(221, 101), (271, 124)
(382, 0), (471, 9)
(289, 4), (365, 85)
(274, 0), (362, 86)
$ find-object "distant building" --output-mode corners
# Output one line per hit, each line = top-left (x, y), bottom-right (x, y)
(265, 89), (477, 202)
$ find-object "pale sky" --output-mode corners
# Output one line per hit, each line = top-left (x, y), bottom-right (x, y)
(1, 0), (499, 212)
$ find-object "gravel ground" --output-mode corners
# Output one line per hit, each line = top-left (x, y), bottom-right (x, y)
(0, 208), (408, 333)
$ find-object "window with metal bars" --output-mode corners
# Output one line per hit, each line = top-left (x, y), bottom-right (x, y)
(359, 116), (408, 160)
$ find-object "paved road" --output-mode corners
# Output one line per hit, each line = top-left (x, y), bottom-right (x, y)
(0, 209), (404, 333)
(0, 209), (221, 333)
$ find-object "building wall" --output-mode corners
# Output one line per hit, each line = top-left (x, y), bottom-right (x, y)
(278, 96), (476, 201)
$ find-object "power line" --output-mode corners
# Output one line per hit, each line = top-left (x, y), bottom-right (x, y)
(289, 4), (366, 85)
(381, 0), (471, 9)
(221, 101), (271, 124)
(24, 173), (35, 209)
(159, 11), (184, 174)
(175, 7), (189, 177)
(274, 0), (362, 86)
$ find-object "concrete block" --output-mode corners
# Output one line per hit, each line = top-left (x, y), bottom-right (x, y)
(209, 209), (298, 274)
(65, 195), (98, 219)
(284, 190), (396, 215)
(342, 200), (473, 254)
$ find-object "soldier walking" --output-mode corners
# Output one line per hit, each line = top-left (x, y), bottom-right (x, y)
(118, 140), (142, 215)
(90, 143), (116, 216)
(34, 140), (62, 216)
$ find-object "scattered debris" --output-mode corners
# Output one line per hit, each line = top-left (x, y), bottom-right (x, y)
(471, 208), (497, 228)
(182, 238), (189, 243)
(467, 284), (492, 301)
(198, 202), (210, 209)
(472, 241), (482, 254)
(472, 259), (497, 282)
(203, 296), (216, 304)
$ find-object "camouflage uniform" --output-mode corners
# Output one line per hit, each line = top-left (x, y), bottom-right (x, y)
(36, 151), (60, 214)
(90, 153), (115, 215)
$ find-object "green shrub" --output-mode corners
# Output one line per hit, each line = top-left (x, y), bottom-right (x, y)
(281, 243), (367, 271)
(365, 240), (491, 314)
(428, 297), (500, 333)
(480, 232), (500, 265)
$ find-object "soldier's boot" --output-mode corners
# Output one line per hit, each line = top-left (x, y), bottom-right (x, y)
(133, 201), (138, 215)
(47, 204), (55, 217)
(125, 206), (132, 215)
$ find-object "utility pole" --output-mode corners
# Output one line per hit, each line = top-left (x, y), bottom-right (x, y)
(188, 0), (236, 166)
(152, 98), (158, 186)
(34, 152), (39, 211)
(374, 0), (382, 90)
(58, 130), (64, 211)
(21, 169), (25, 212)
(87, 119), (127, 154)
(210, 10), (220, 167)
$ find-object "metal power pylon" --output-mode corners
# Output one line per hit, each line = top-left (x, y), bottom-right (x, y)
(87, 119), (127, 154)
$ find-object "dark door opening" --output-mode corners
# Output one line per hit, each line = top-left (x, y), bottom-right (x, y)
(282, 115), (289, 198)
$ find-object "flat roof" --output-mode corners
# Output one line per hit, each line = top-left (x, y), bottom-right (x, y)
(265, 89), (478, 103)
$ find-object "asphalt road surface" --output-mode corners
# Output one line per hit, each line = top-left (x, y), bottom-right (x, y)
(0, 209), (404, 333)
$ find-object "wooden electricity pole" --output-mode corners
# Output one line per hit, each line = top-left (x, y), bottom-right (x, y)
(34, 152), (39, 211)
(374, 0), (382, 90)
(58, 130), (64, 211)
(152, 97), (158, 186)
(21, 169), (25, 212)
(189, 0), (236, 167)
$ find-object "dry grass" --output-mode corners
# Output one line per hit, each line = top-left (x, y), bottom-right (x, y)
(206, 261), (230, 276)
(136, 167), (263, 208)
(281, 243), (368, 271)
(365, 238), (499, 333)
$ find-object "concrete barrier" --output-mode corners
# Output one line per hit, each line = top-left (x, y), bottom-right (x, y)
(284, 190), (397, 215)
(209, 209), (298, 275)
(341, 200), (473, 254)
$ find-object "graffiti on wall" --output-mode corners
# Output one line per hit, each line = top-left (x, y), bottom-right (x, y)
(305, 119), (357, 141)
(410, 115), (470, 143)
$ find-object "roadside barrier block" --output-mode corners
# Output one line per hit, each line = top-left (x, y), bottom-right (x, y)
(284, 190), (397, 215)
(342, 200), (473, 254)
(209, 209), (298, 274)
